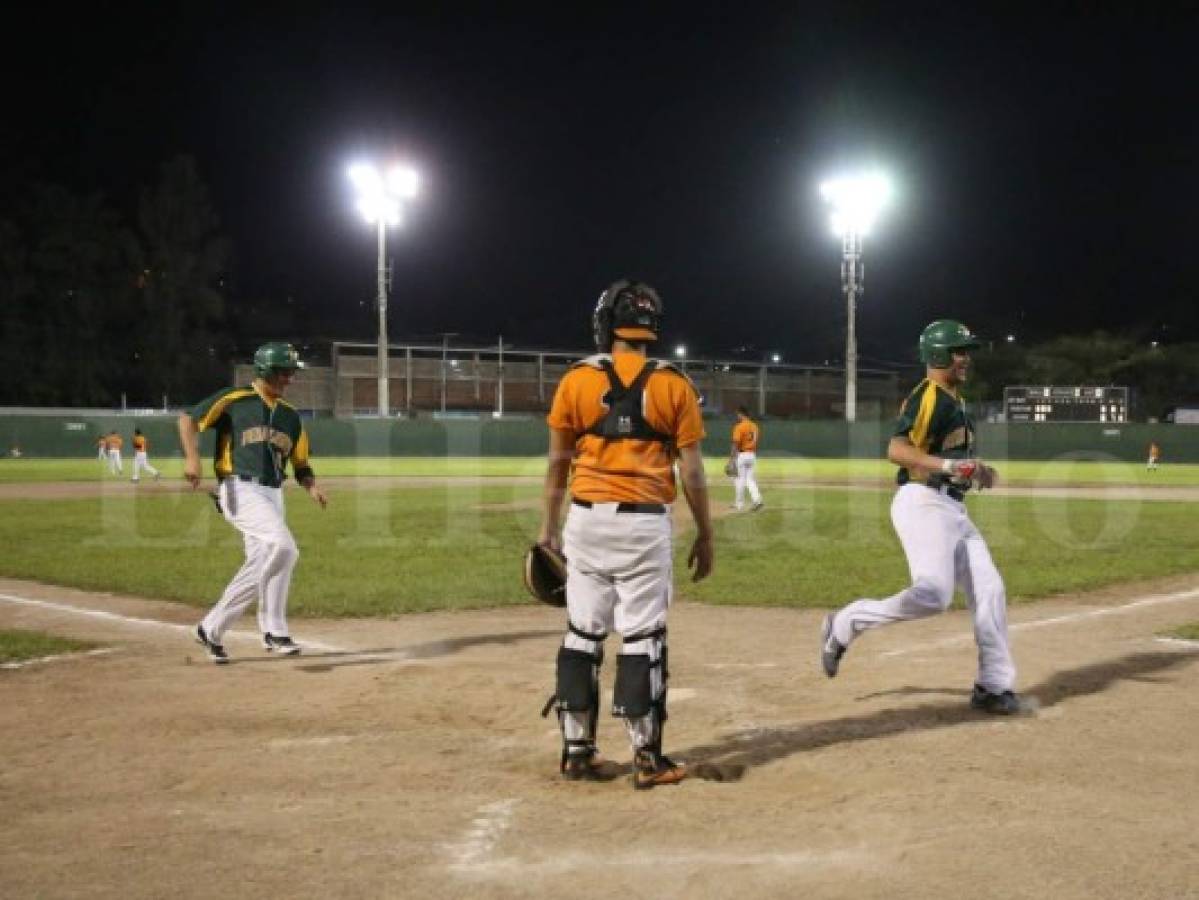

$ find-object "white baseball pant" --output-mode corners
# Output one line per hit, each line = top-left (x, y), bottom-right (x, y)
(561, 502), (673, 751)
(106, 448), (122, 474)
(734, 451), (761, 509)
(131, 451), (159, 481)
(829, 482), (1016, 693)
(200, 478), (299, 642)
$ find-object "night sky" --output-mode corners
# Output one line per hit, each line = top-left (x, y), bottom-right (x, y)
(7, 4), (1198, 366)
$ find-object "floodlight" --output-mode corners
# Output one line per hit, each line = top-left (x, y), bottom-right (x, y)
(346, 159), (422, 416)
(674, 345), (687, 359)
(820, 172), (892, 237)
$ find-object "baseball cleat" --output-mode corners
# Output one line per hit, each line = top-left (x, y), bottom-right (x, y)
(561, 749), (614, 782)
(194, 624), (229, 664)
(969, 685), (1022, 715)
(821, 614), (846, 678)
(751, 500), (764, 512)
(263, 633), (301, 655)
(632, 750), (688, 791)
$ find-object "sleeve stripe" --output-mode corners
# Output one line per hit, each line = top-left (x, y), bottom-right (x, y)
(196, 388), (255, 432)
(908, 381), (938, 451)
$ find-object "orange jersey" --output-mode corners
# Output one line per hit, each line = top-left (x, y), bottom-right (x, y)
(133, 435), (147, 452)
(547, 352), (704, 504)
(1149, 443), (1160, 458)
(107, 435), (123, 450)
(732, 418), (759, 452)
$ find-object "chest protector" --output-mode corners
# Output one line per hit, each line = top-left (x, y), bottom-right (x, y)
(580, 356), (674, 444)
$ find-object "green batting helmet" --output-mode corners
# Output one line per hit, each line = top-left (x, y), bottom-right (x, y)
(918, 320), (982, 367)
(253, 342), (305, 377)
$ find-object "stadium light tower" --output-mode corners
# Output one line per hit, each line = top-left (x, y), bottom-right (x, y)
(820, 171), (891, 423)
(348, 162), (420, 416)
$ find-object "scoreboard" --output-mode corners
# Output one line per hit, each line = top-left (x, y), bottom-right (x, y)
(1003, 386), (1129, 423)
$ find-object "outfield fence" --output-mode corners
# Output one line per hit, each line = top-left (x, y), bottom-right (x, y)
(0, 411), (1188, 462)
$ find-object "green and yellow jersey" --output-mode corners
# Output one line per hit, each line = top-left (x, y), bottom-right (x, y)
(892, 378), (975, 487)
(188, 384), (313, 487)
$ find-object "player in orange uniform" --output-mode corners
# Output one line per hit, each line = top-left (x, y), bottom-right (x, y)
(130, 428), (160, 482)
(538, 279), (714, 790)
(1147, 441), (1161, 472)
(727, 405), (763, 511)
(105, 431), (124, 475)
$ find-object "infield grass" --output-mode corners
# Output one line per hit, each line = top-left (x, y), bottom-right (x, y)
(0, 628), (99, 663)
(1168, 623), (1199, 641)
(1, 478), (1197, 614)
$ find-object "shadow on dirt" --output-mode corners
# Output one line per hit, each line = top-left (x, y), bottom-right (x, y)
(677, 649), (1199, 781)
(267, 627), (563, 673)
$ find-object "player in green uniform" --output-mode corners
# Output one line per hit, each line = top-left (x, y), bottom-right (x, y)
(820, 320), (1021, 714)
(178, 342), (327, 663)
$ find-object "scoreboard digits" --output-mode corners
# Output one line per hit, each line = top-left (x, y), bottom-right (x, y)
(1003, 386), (1128, 423)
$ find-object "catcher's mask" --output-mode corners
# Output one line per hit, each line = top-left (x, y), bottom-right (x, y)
(917, 320), (982, 368)
(253, 342), (306, 378)
(592, 279), (664, 352)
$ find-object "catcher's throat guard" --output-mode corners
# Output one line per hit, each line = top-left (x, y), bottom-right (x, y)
(523, 544), (568, 607)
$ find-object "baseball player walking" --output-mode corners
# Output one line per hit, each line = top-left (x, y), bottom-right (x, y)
(728, 405), (763, 512)
(539, 279), (714, 789)
(105, 431), (123, 475)
(129, 428), (161, 483)
(1147, 441), (1161, 472)
(178, 342), (327, 664)
(820, 320), (1021, 714)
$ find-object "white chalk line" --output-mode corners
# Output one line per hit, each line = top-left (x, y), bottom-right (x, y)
(443, 799), (519, 870)
(880, 587), (1199, 659)
(0, 592), (345, 653)
(450, 847), (870, 877)
(1154, 637), (1199, 650)
(1, 647), (117, 670)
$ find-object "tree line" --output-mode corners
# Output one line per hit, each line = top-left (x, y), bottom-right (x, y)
(0, 156), (231, 407)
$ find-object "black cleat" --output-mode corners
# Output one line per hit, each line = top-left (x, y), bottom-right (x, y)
(194, 624), (229, 664)
(821, 614), (846, 678)
(970, 684), (1022, 715)
(561, 749), (609, 782)
(263, 633), (301, 656)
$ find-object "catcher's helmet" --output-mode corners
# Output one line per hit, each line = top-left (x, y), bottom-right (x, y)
(918, 320), (982, 368)
(253, 342), (305, 378)
(592, 279), (664, 352)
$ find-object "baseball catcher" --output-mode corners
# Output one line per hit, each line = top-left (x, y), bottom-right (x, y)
(537, 278), (714, 790)
(523, 543), (568, 607)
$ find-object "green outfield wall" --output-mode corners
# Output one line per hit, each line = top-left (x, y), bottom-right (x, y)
(0, 413), (1188, 462)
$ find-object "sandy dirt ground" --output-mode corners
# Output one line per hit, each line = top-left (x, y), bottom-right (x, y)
(2, 574), (1199, 899)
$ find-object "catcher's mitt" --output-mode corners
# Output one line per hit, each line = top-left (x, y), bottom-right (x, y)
(523, 543), (567, 607)
(723, 460), (737, 477)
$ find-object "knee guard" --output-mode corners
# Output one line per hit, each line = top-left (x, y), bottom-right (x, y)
(541, 623), (606, 769)
(612, 625), (668, 749)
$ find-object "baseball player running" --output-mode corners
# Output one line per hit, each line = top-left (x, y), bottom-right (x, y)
(178, 342), (327, 664)
(539, 279), (714, 789)
(130, 428), (161, 483)
(728, 405), (763, 511)
(820, 320), (1021, 714)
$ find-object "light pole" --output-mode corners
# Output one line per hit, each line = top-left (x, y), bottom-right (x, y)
(348, 162), (419, 416)
(820, 171), (891, 423)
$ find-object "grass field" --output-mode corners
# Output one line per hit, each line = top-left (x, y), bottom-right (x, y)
(1170, 623), (1199, 641)
(0, 628), (99, 663)
(2, 457), (1198, 615)
(5, 456), (1199, 485)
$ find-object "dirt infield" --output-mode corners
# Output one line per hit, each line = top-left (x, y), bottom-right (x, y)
(2, 576), (1198, 899)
